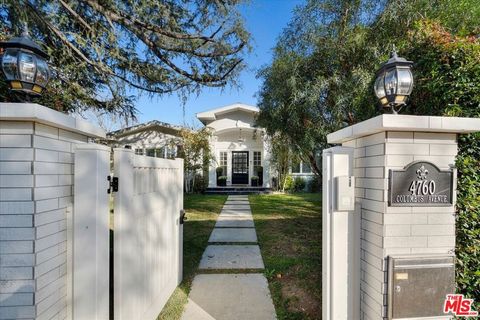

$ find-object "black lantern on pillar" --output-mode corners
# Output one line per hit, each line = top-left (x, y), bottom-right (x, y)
(0, 25), (50, 96)
(374, 47), (414, 114)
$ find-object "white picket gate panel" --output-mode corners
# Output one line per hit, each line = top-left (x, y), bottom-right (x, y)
(113, 148), (183, 320)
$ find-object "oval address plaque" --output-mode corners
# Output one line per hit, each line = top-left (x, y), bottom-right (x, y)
(389, 161), (454, 207)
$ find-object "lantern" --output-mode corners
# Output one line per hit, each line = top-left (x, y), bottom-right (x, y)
(374, 47), (413, 114)
(0, 26), (49, 95)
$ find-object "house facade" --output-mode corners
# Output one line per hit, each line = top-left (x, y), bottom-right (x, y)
(197, 103), (272, 188)
(107, 120), (185, 158)
(108, 103), (316, 189)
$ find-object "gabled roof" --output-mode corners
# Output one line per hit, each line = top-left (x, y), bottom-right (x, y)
(107, 120), (188, 138)
(196, 103), (259, 125)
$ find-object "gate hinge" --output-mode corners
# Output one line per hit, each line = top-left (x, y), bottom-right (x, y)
(107, 176), (119, 194)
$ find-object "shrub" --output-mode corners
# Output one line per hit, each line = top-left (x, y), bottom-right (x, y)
(218, 176), (227, 181)
(283, 175), (295, 192)
(293, 176), (306, 192)
(254, 166), (263, 175)
(216, 167), (224, 176)
(455, 133), (480, 309)
(308, 176), (321, 192)
(193, 174), (207, 193)
(251, 176), (259, 181)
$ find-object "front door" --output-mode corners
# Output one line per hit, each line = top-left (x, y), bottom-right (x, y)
(232, 151), (249, 185)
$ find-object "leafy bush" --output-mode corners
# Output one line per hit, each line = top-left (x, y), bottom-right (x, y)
(216, 167), (224, 176)
(192, 174), (207, 193)
(400, 20), (480, 308)
(284, 175), (307, 192)
(455, 133), (480, 309)
(308, 176), (321, 192)
(218, 176), (227, 181)
(283, 175), (295, 192)
(251, 176), (259, 181)
(293, 177), (306, 192)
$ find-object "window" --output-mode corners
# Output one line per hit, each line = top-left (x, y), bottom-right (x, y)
(146, 147), (165, 158)
(167, 146), (176, 159)
(218, 152), (228, 176)
(302, 162), (312, 173)
(291, 159), (301, 173)
(135, 148), (144, 155)
(253, 151), (261, 166)
(291, 160), (313, 174)
(219, 152), (227, 167)
(146, 148), (155, 157)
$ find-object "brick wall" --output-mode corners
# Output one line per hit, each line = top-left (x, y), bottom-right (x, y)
(1, 121), (87, 320)
(343, 131), (457, 320)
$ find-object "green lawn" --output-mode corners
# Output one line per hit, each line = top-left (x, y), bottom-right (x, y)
(249, 193), (322, 320)
(157, 194), (227, 320)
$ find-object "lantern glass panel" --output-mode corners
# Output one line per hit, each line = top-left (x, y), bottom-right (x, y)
(36, 58), (49, 87)
(397, 68), (413, 95)
(18, 51), (36, 82)
(2, 49), (18, 80)
(374, 73), (385, 99)
(384, 68), (397, 96)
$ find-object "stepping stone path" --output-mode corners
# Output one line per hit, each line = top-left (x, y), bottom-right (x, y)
(181, 195), (277, 320)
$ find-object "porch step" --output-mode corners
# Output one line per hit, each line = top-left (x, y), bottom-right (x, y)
(204, 187), (272, 195)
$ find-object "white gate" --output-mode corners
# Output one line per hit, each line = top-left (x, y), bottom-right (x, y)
(113, 148), (184, 320)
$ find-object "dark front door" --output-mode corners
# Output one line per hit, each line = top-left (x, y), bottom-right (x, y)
(232, 151), (249, 185)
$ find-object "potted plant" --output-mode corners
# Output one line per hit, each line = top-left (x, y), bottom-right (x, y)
(251, 176), (259, 187)
(218, 176), (227, 187)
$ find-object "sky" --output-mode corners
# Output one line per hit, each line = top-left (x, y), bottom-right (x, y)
(132, 0), (303, 128)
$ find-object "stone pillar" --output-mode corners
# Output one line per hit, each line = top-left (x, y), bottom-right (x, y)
(0, 103), (105, 320)
(327, 114), (480, 320)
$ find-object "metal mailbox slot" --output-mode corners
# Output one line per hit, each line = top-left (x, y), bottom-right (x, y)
(388, 255), (455, 319)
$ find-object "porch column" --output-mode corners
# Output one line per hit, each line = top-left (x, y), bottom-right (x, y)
(208, 135), (216, 188)
(262, 133), (271, 188)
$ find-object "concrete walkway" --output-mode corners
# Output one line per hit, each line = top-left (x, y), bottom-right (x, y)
(181, 195), (277, 320)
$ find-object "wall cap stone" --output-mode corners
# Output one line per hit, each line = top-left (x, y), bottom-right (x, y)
(0, 103), (106, 138)
(328, 114), (480, 144)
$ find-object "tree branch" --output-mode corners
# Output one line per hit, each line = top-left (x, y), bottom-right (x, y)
(81, 0), (220, 42)
(58, 0), (93, 32)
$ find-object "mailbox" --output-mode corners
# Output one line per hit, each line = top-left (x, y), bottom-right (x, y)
(388, 255), (455, 319)
(335, 176), (355, 211)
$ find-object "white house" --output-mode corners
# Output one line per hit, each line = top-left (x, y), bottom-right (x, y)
(108, 103), (316, 189)
(197, 103), (272, 188)
(107, 120), (185, 158)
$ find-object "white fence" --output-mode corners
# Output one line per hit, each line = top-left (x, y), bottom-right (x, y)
(0, 106), (184, 320)
(113, 148), (184, 320)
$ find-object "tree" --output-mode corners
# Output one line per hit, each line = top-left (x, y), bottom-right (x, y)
(0, 0), (250, 118)
(177, 127), (212, 193)
(258, 0), (480, 308)
(267, 133), (297, 191)
(256, 0), (381, 177)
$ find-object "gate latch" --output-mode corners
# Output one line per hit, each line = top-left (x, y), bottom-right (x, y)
(107, 176), (119, 194)
(180, 209), (186, 224)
